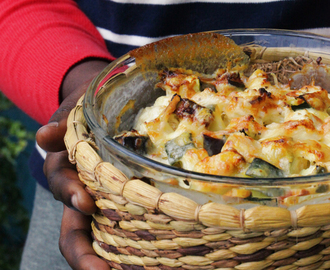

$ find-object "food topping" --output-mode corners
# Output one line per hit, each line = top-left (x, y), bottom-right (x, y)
(114, 62), (330, 179)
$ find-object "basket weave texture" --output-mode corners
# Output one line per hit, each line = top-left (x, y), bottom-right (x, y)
(65, 95), (330, 270)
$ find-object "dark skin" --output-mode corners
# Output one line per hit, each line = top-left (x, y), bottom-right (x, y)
(36, 59), (111, 270)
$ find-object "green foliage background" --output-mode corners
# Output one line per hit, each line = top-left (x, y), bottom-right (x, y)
(0, 92), (35, 270)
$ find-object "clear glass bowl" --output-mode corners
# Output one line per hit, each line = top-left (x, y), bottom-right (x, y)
(84, 29), (330, 209)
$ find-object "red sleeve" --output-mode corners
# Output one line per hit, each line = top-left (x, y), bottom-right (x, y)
(0, 0), (115, 125)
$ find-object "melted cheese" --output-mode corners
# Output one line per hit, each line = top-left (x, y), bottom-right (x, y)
(119, 68), (330, 178)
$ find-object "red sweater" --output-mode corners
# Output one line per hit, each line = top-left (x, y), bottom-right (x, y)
(0, 0), (114, 125)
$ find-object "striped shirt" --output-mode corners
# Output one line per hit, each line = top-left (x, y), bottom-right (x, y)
(76, 0), (330, 57)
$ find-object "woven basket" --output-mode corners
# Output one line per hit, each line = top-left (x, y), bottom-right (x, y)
(64, 94), (330, 270)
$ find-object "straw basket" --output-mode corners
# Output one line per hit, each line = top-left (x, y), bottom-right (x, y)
(65, 94), (330, 270)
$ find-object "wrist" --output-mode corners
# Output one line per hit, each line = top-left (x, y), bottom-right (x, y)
(60, 58), (110, 102)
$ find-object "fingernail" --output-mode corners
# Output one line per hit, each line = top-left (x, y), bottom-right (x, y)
(37, 122), (58, 132)
(46, 122), (59, 127)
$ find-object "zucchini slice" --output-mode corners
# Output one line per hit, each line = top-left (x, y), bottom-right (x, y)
(175, 98), (213, 126)
(200, 80), (217, 92)
(316, 165), (327, 174)
(291, 96), (311, 111)
(316, 184), (329, 193)
(245, 158), (284, 178)
(165, 132), (195, 167)
(291, 101), (311, 111)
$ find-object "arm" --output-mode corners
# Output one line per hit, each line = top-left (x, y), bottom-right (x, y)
(0, 0), (114, 125)
(0, 1), (114, 269)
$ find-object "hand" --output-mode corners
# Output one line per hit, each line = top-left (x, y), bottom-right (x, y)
(36, 59), (111, 269)
(37, 59), (110, 214)
(60, 206), (110, 270)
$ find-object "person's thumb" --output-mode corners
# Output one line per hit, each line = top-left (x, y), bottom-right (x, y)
(36, 117), (68, 152)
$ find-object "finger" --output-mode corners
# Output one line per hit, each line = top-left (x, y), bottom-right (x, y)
(44, 150), (96, 214)
(60, 206), (110, 270)
(36, 118), (67, 152)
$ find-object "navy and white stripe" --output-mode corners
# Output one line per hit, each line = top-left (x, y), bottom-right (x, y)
(76, 0), (330, 57)
(30, 144), (49, 190)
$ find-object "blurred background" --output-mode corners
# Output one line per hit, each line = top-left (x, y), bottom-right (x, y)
(0, 92), (39, 270)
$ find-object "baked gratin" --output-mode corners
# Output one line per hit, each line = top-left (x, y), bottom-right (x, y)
(114, 62), (330, 179)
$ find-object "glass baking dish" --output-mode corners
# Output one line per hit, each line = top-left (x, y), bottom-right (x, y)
(84, 29), (330, 209)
